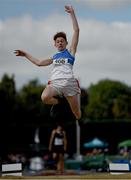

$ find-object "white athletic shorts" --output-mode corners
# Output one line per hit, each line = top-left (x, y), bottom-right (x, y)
(48, 78), (81, 97)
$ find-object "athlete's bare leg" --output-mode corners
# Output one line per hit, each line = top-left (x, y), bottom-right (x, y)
(66, 94), (81, 120)
(41, 85), (59, 105)
(42, 85), (81, 120)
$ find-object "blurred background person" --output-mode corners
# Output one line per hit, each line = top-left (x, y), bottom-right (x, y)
(49, 124), (67, 174)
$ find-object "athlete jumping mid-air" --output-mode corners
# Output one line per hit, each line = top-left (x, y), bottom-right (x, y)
(14, 5), (81, 120)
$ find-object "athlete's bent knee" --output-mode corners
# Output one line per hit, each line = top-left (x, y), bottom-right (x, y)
(41, 94), (49, 104)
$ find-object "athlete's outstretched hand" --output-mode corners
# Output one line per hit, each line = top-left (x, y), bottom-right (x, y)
(14, 50), (26, 56)
(65, 5), (74, 14)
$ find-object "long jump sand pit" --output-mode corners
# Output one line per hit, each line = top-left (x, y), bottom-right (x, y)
(1, 173), (131, 180)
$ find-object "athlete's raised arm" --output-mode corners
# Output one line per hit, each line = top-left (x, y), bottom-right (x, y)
(14, 50), (52, 66)
(65, 5), (79, 56)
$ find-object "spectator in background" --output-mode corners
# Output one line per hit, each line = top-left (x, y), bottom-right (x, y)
(49, 124), (67, 174)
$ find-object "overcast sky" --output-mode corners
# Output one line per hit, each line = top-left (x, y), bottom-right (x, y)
(0, 0), (131, 89)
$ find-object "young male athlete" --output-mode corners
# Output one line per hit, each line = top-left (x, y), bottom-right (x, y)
(14, 5), (81, 120)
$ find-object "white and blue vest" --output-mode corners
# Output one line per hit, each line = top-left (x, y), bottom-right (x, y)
(50, 49), (75, 80)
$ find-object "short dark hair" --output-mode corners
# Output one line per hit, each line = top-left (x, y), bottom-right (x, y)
(53, 32), (67, 42)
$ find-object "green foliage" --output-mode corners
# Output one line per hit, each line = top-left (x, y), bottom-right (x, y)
(85, 79), (131, 122)
(1, 74), (131, 125)
(1, 74), (131, 156)
(0, 74), (16, 122)
(15, 79), (52, 125)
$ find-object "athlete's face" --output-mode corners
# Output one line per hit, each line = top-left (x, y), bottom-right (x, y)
(57, 125), (62, 131)
(54, 37), (67, 51)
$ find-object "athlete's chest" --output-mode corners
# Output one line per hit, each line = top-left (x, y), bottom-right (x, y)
(52, 50), (75, 65)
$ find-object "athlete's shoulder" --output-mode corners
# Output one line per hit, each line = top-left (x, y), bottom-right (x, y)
(52, 51), (62, 59)
(52, 129), (56, 134)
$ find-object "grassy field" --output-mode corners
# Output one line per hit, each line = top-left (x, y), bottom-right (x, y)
(1, 173), (131, 180)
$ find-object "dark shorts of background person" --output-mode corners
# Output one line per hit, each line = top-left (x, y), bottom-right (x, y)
(52, 145), (65, 154)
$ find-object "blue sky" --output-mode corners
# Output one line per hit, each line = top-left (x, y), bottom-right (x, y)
(1, 0), (131, 22)
(0, 0), (131, 89)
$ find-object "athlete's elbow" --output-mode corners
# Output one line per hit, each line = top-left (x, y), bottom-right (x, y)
(37, 63), (41, 67)
(36, 61), (43, 66)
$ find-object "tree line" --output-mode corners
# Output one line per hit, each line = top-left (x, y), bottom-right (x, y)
(0, 73), (131, 155)
(0, 73), (131, 127)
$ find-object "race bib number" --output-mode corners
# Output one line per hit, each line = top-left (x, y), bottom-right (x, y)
(53, 58), (68, 65)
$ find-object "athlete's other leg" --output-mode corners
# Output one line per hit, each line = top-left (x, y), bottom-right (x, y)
(41, 85), (59, 105)
(66, 93), (81, 120)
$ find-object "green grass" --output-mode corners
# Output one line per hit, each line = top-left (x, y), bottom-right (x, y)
(1, 173), (131, 179)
